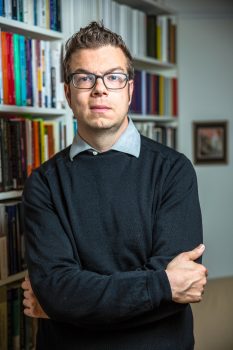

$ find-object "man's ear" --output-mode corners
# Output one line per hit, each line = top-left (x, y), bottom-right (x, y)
(128, 80), (134, 106)
(64, 83), (72, 108)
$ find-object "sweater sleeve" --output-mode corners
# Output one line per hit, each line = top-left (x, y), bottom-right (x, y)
(23, 168), (171, 328)
(130, 154), (203, 325)
(146, 153), (203, 269)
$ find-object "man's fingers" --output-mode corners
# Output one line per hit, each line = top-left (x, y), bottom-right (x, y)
(182, 244), (205, 261)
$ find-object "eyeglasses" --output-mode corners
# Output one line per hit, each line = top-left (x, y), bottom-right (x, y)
(67, 72), (129, 90)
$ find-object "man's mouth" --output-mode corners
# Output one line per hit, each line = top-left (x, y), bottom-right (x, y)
(90, 105), (111, 112)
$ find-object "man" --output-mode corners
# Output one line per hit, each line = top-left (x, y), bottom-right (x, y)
(22, 22), (207, 349)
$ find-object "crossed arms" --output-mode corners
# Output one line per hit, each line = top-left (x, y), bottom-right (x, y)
(21, 155), (207, 326)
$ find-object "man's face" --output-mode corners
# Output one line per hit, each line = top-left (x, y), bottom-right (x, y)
(64, 45), (134, 133)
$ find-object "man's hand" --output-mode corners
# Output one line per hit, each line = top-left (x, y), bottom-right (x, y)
(21, 275), (49, 319)
(166, 244), (208, 304)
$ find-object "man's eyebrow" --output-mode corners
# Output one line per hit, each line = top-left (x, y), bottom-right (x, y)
(71, 67), (126, 75)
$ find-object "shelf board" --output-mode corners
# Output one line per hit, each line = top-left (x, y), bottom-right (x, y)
(0, 270), (27, 287)
(0, 190), (23, 201)
(115, 0), (175, 15)
(133, 55), (176, 70)
(0, 16), (63, 40)
(131, 115), (178, 124)
(0, 105), (66, 116)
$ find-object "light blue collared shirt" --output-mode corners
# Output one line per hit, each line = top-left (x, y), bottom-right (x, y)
(69, 117), (141, 160)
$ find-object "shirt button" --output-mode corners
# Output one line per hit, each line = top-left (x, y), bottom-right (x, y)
(93, 151), (98, 156)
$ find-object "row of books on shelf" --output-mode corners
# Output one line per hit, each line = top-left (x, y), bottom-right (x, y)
(147, 15), (176, 63)
(0, 30), (64, 108)
(0, 116), (67, 192)
(0, 200), (25, 280)
(0, 285), (37, 350)
(134, 122), (177, 150)
(73, 0), (176, 63)
(0, 0), (61, 32)
(130, 70), (178, 117)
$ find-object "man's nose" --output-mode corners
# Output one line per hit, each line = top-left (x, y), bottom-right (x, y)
(91, 77), (108, 95)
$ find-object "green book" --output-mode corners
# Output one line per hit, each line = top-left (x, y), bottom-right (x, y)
(13, 34), (21, 106)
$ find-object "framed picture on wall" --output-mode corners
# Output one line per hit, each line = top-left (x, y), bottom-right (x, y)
(193, 121), (228, 165)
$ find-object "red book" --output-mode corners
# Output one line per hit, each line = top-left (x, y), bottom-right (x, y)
(172, 78), (178, 117)
(1, 32), (9, 104)
(32, 120), (40, 169)
(6, 32), (16, 105)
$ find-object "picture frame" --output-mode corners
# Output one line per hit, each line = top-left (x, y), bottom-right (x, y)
(193, 121), (228, 165)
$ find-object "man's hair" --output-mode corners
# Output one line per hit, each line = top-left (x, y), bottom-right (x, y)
(63, 21), (134, 84)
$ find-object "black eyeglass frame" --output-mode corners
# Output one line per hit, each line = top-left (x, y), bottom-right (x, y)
(67, 72), (130, 90)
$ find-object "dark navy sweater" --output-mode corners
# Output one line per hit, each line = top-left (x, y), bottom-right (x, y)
(23, 135), (203, 350)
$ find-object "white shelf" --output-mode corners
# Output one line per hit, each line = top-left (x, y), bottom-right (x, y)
(0, 190), (23, 201)
(0, 16), (63, 40)
(0, 270), (27, 287)
(131, 114), (178, 124)
(115, 0), (175, 15)
(0, 105), (66, 116)
(133, 55), (176, 71)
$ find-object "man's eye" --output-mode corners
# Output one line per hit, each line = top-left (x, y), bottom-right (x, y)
(107, 74), (121, 81)
(79, 75), (94, 82)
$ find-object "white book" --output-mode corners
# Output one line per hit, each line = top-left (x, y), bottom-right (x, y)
(114, 2), (120, 35)
(50, 41), (63, 109)
(44, 134), (49, 161)
(119, 4), (128, 44)
(27, 0), (34, 25)
(23, 0), (29, 24)
(139, 11), (146, 57)
(4, 0), (12, 19)
(160, 16), (168, 63)
(101, 0), (112, 29)
(37, 0), (47, 28)
(110, 1), (117, 33)
(132, 9), (139, 56)
(126, 5), (133, 52)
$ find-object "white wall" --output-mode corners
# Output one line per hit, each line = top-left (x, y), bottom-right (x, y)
(177, 15), (233, 278)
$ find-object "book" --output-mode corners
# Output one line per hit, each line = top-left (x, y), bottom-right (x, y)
(0, 286), (8, 350)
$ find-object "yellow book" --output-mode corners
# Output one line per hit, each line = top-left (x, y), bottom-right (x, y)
(156, 18), (162, 61)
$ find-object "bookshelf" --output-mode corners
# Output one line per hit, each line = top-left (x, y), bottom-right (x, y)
(0, 270), (26, 287)
(0, 16), (63, 40)
(0, 3), (66, 348)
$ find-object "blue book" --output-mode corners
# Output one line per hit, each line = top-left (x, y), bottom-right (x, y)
(0, 0), (4, 16)
(19, 35), (27, 106)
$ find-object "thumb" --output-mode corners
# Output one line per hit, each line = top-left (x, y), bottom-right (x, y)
(185, 244), (205, 261)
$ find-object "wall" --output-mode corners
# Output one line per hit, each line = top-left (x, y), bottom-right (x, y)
(176, 14), (233, 278)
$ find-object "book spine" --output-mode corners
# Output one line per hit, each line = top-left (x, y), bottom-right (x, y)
(13, 34), (21, 106)
(19, 35), (27, 106)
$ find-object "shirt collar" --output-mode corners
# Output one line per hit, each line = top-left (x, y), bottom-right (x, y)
(69, 117), (141, 161)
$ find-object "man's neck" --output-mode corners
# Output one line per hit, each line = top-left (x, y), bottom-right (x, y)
(78, 117), (129, 153)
